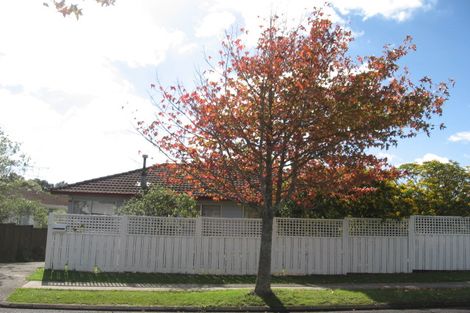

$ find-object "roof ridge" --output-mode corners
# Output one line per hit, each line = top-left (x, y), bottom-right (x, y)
(49, 163), (210, 198)
(52, 167), (145, 192)
(51, 163), (177, 192)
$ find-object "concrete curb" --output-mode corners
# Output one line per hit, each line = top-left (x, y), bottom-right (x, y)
(2, 301), (470, 312)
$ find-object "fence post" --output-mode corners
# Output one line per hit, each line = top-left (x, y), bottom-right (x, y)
(194, 217), (203, 273)
(195, 217), (202, 237)
(342, 218), (350, 274)
(118, 215), (128, 272)
(194, 216), (203, 273)
(408, 215), (416, 273)
(272, 217), (278, 273)
(44, 213), (55, 269)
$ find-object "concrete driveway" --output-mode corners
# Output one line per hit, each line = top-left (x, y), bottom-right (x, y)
(0, 262), (43, 302)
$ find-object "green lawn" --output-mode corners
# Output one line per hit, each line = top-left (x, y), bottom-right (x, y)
(29, 268), (470, 285)
(8, 288), (470, 308)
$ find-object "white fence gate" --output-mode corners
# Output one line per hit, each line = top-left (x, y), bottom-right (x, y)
(45, 214), (470, 275)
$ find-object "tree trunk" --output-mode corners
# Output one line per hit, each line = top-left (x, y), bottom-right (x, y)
(254, 203), (274, 296)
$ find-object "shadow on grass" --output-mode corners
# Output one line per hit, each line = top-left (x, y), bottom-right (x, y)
(37, 268), (470, 286)
(40, 269), (254, 285)
(258, 292), (288, 312)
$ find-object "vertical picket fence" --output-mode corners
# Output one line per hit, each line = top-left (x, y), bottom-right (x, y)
(45, 214), (470, 275)
(347, 218), (410, 273)
(413, 216), (470, 270)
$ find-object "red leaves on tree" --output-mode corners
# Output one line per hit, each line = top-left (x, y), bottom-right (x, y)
(135, 11), (453, 291)
(139, 9), (451, 212)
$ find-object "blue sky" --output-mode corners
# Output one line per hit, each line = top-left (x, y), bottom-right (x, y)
(0, 0), (468, 184)
(348, 0), (470, 166)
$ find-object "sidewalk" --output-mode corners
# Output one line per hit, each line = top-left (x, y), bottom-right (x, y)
(22, 279), (470, 291)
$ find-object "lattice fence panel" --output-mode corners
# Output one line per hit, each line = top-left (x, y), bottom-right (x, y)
(54, 214), (121, 234)
(349, 218), (408, 236)
(415, 216), (470, 235)
(128, 216), (196, 236)
(202, 217), (262, 237)
(276, 218), (343, 237)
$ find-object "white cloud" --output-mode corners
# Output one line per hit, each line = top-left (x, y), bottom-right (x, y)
(196, 11), (236, 38)
(178, 42), (198, 55)
(0, 0), (188, 183)
(207, 0), (344, 47)
(0, 88), (160, 183)
(449, 131), (470, 143)
(0, 1), (187, 94)
(201, 0), (431, 48)
(333, 0), (433, 22)
(415, 153), (450, 164)
(376, 152), (397, 162)
(0, 0), (438, 184)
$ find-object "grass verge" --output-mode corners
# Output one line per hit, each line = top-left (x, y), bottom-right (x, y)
(29, 268), (470, 285)
(8, 288), (470, 308)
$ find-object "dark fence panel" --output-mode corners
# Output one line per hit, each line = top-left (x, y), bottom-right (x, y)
(0, 224), (47, 262)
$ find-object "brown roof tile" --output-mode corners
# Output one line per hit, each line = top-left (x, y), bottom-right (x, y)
(20, 189), (69, 206)
(51, 164), (208, 198)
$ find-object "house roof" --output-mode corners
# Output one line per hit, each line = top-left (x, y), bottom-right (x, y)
(51, 164), (208, 198)
(20, 189), (69, 208)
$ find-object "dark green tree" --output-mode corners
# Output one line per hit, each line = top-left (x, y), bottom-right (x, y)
(280, 161), (469, 219)
(118, 185), (198, 217)
(399, 161), (470, 216)
(0, 128), (48, 226)
(278, 179), (414, 219)
(0, 128), (28, 178)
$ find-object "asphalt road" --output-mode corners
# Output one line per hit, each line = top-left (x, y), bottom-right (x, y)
(1, 308), (470, 313)
(0, 262), (43, 302)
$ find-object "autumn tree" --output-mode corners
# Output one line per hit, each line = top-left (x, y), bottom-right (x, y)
(141, 10), (450, 295)
(44, 0), (115, 19)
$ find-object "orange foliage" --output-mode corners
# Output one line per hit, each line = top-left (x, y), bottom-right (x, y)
(141, 9), (451, 211)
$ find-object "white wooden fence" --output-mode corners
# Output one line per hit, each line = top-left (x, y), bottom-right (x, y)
(45, 214), (470, 275)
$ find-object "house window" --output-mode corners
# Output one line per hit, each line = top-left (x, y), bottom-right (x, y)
(73, 199), (117, 215)
(243, 205), (259, 218)
(201, 204), (221, 217)
(73, 200), (92, 214)
(91, 200), (116, 215)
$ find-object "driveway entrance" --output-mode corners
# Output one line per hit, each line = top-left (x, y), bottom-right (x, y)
(0, 262), (43, 301)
